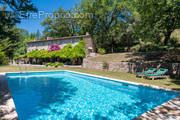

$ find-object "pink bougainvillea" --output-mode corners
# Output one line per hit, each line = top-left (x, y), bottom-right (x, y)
(48, 44), (61, 53)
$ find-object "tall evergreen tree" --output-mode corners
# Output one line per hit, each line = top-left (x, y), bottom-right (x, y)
(0, 0), (37, 58)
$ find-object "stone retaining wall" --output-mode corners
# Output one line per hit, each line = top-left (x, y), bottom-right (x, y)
(83, 59), (180, 76)
(83, 59), (104, 70)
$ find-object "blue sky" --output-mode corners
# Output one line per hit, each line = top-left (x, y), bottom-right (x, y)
(16, 0), (81, 34)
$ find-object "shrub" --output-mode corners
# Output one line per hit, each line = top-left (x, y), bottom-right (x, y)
(66, 61), (72, 65)
(102, 61), (109, 70)
(50, 63), (55, 66)
(57, 62), (64, 66)
(45, 62), (55, 67)
(54, 63), (64, 67)
(98, 48), (106, 55)
(54, 63), (59, 67)
(45, 62), (64, 67)
(45, 62), (51, 67)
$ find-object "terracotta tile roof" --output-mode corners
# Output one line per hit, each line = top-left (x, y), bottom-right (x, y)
(27, 34), (91, 44)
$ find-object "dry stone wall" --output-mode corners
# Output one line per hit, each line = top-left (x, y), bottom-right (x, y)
(83, 59), (180, 76)
(83, 59), (104, 70)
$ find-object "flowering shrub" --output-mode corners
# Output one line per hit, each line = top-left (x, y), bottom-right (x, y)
(48, 44), (61, 53)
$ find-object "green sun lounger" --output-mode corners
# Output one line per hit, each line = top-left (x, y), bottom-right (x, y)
(136, 68), (156, 78)
(145, 68), (168, 80)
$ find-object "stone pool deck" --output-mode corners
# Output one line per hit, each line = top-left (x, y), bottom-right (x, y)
(0, 72), (179, 120)
(134, 96), (180, 120)
(0, 73), (18, 120)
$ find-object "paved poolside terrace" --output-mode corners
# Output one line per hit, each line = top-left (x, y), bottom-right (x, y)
(0, 72), (179, 120)
(0, 73), (18, 120)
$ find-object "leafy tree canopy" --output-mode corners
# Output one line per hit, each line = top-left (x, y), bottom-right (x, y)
(130, 0), (180, 46)
(0, 0), (37, 60)
(41, 7), (81, 39)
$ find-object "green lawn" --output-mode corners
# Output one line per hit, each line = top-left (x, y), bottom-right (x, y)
(1, 65), (180, 90)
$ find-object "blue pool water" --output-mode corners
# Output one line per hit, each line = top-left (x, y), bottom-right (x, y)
(6, 71), (179, 120)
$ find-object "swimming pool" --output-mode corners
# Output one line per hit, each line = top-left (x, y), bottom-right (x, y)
(6, 71), (179, 120)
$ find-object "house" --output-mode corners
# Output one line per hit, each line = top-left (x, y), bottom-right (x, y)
(27, 33), (96, 57)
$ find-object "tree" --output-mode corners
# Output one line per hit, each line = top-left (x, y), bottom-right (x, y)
(40, 0), (137, 53)
(131, 0), (180, 46)
(0, 0), (37, 39)
(0, 0), (36, 11)
(41, 7), (80, 39)
(13, 29), (35, 57)
(0, 0), (37, 59)
(78, 0), (132, 52)
(36, 30), (41, 40)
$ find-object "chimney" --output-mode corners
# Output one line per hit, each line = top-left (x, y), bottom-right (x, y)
(47, 37), (53, 40)
(86, 32), (89, 35)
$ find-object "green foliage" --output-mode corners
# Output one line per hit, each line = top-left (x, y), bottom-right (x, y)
(45, 63), (51, 66)
(13, 29), (33, 58)
(45, 62), (64, 67)
(41, 7), (80, 39)
(0, 51), (8, 65)
(55, 63), (64, 67)
(0, 0), (36, 60)
(0, 1), (36, 36)
(66, 61), (72, 65)
(24, 50), (51, 59)
(57, 44), (73, 59)
(130, 0), (180, 47)
(98, 48), (106, 55)
(39, 0), (135, 53)
(38, 0), (180, 53)
(2, 0), (179, 59)
(0, 27), (26, 58)
(102, 61), (109, 70)
(21, 40), (86, 62)
(54, 40), (85, 60)
(71, 40), (86, 59)
(130, 40), (161, 52)
(9, 29), (42, 59)
(79, 0), (132, 53)
(57, 62), (64, 66)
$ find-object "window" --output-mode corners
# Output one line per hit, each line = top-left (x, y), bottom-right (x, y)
(57, 40), (61, 44)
